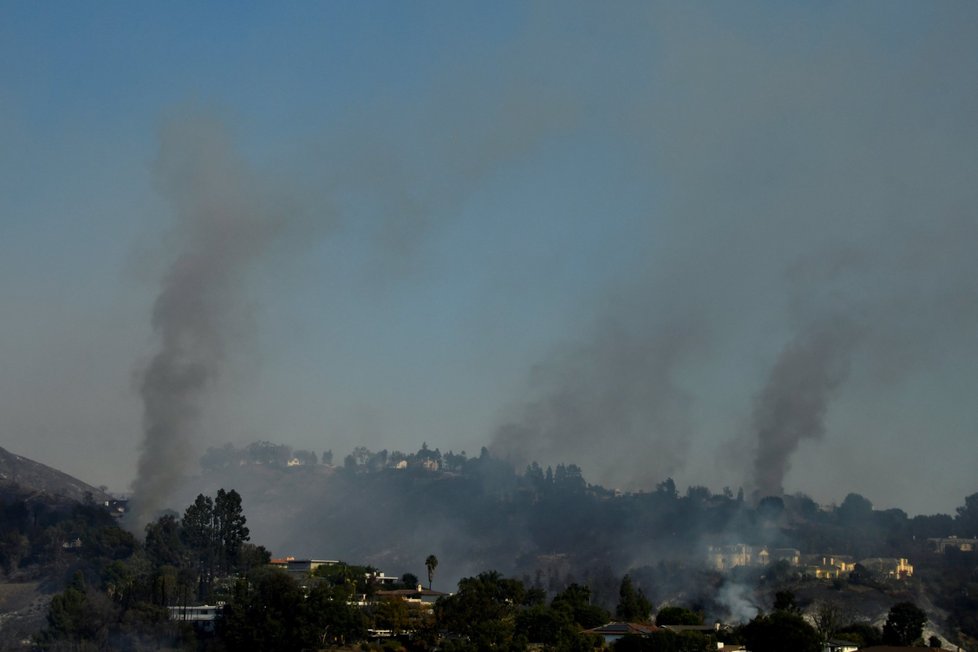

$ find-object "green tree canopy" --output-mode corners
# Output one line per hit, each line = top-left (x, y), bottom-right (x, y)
(401, 572), (419, 588)
(144, 513), (186, 568)
(214, 488), (250, 572)
(616, 575), (652, 622)
(741, 611), (821, 652)
(837, 493), (874, 525)
(656, 606), (704, 626)
(552, 583), (611, 629)
(882, 601), (927, 646)
(435, 570), (525, 648)
(220, 568), (305, 652)
(302, 581), (368, 645)
(834, 622), (883, 648)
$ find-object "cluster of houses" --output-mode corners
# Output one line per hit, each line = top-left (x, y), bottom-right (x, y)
(169, 556), (448, 635)
(706, 544), (801, 571)
(705, 544), (914, 580)
(267, 556), (446, 602)
(581, 622), (746, 650)
(167, 541), (974, 644)
(266, 556), (397, 583)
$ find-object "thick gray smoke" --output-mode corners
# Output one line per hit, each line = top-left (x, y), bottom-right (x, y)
(128, 114), (283, 528)
(135, 3), (978, 527)
(487, 4), (978, 508)
(750, 321), (859, 499)
(491, 316), (698, 489)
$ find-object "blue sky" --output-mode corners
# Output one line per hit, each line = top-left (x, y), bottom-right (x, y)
(2, 2), (977, 515)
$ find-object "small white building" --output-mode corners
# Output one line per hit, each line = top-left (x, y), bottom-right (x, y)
(168, 605), (222, 632)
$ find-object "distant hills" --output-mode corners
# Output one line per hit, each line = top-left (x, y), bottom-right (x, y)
(1, 442), (976, 647)
(0, 445), (112, 504)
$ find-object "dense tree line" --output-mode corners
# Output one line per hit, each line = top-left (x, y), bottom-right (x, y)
(9, 439), (978, 649)
(219, 566), (367, 651)
(187, 441), (978, 647)
(0, 488), (136, 577)
(32, 489), (266, 650)
(206, 440), (978, 559)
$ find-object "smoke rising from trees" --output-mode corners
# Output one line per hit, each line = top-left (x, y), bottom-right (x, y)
(487, 5), (978, 504)
(113, 5), (978, 522)
(491, 316), (699, 490)
(750, 321), (859, 498)
(128, 113), (286, 528)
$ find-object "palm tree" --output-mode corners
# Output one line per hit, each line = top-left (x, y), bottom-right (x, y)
(425, 554), (438, 590)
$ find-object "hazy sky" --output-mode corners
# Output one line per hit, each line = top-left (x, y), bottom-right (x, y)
(2, 2), (976, 515)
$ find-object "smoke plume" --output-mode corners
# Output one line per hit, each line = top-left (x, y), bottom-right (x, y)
(128, 113), (283, 528)
(491, 315), (699, 489)
(717, 582), (760, 624)
(750, 320), (859, 499)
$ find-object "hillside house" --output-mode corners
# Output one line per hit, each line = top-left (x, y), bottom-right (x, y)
(284, 558), (340, 574)
(269, 557), (341, 586)
(707, 544), (755, 570)
(707, 544), (800, 571)
(928, 536), (977, 553)
(374, 585), (447, 608)
(769, 548), (801, 565)
(168, 605), (221, 633)
(803, 554), (855, 579)
(857, 557), (913, 579)
(102, 498), (129, 518)
(367, 571), (400, 586)
(580, 622), (660, 645)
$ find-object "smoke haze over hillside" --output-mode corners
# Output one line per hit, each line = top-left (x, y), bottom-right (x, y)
(2, 3), (977, 516)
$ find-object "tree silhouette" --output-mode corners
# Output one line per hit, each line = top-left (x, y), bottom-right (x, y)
(425, 554), (438, 590)
(742, 611), (821, 652)
(434, 570), (524, 648)
(616, 575), (651, 622)
(773, 590), (800, 614)
(956, 492), (978, 536)
(182, 493), (216, 599)
(882, 601), (927, 646)
(214, 488), (250, 573)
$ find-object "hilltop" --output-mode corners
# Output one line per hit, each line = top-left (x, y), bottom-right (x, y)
(1, 442), (976, 648)
(0, 446), (112, 505)
(0, 451), (126, 648)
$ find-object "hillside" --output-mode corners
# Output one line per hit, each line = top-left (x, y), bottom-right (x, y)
(149, 441), (978, 647)
(0, 446), (111, 505)
(0, 451), (123, 649)
(1, 442), (976, 648)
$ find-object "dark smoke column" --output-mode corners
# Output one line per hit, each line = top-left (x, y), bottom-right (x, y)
(751, 320), (858, 499)
(128, 114), (282, 529)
